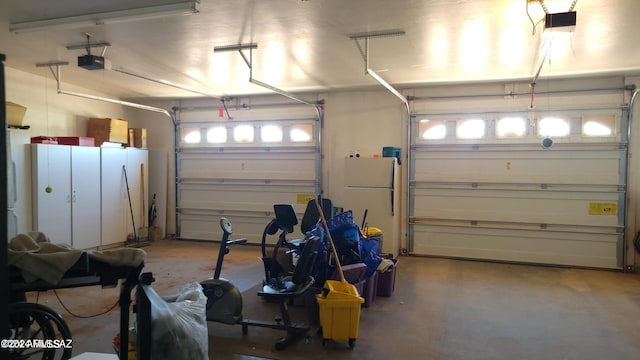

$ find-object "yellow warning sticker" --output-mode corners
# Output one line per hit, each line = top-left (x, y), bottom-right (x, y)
(588, 202), (617, 215)
(296, 194), (315, 204)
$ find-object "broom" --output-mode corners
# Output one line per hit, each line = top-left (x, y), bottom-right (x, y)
(314, 197), (346, 283)
(138, 163), (148, 241)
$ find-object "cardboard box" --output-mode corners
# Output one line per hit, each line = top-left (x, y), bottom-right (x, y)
(148, 226), (163, 241)
(57, 136), (95, 147)
(87, 118), (128, 146)
(128, 128), (147, 148)
(6, 101), (27, 127)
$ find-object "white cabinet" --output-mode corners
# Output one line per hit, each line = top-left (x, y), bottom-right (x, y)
(100, 147), (148, 246)
(100, 148), (127, 247)
(32, 144), (100, 248)
(71, 147), (101, 249)
(9, 130), (33, 237)
(32, 144), (147, 248)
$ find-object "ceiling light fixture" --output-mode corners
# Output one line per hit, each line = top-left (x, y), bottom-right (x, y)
(10, 1), (200, 33)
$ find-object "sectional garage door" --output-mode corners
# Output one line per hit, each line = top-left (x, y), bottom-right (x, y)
(408, 78), (632, 269)
(175, 97), (321, 243)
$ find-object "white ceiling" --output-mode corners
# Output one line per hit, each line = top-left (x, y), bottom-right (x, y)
(1, 0), (639, 100)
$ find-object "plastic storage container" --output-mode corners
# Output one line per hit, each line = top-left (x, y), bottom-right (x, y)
(317, 280), (364, 347)
(377, 258), (398, 297)
(382, 146), (401, 162)
(362, 271), (378, 307)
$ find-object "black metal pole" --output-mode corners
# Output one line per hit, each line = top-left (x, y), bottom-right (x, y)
(122, 165), (138, 243)
(1, 53), (10, 358)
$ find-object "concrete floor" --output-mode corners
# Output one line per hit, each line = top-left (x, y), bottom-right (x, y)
(22, 238), (640, 360)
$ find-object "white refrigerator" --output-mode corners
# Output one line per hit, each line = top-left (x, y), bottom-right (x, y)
(342, 157), (400, 258)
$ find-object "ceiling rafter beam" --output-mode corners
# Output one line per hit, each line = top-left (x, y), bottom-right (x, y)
(213, 43), (258, 52)
(348, 30), (406, 40)
(214, 42), (317, 107)
(36, 61), (69, 81)
(35, 62), (174, 120)
(113, 67), (222, 100)
(348, 30), (409, 112)
(65, 41), (111, 51)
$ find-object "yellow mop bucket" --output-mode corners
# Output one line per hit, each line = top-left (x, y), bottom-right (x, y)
(314, 198), (365, 348)
(316, 280), (364, 347)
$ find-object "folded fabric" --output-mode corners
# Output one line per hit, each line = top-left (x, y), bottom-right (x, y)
(8, 232), (83, 285)
(262, 277), (298, 293)
(88, 248), (146, 267)
(377, 258), (395, 273)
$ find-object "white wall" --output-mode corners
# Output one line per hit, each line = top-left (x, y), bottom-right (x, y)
(122, 101), (177, 238)
(322, 89), (408, 249)
(6, 67), (128, 236)
(7, 68), (128, 137)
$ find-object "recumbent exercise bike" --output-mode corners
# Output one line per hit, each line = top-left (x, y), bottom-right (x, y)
(200, 204), (320, 350)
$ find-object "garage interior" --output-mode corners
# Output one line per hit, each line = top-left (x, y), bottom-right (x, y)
(2, 1), (640, 359)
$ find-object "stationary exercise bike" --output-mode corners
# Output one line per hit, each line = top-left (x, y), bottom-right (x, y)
(200, 208), (320, 350)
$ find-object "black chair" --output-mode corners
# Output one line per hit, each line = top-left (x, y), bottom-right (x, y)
(300, 197), (333, 235)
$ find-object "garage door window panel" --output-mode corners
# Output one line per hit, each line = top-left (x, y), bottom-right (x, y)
(456, 119), (486, 139)
(183, 127), (202, 144)
(233, 125), (255, 143)
(583, 115), (615, 137)
(538, 117), (569, 137)
(261, 125), (283, 143)
(207, 126), (227, 144)
(419, 119), (447, 140)
(290, 124), (313, 142)
(496, 117), (527, 138)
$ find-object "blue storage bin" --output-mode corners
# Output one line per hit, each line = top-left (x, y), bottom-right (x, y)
(382, 146), (401, 161)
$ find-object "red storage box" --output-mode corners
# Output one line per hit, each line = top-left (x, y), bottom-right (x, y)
(56, 136), (95, 146)
(30, 136), (58, 144)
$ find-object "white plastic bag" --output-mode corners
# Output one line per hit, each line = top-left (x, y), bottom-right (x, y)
(142, 282), (208, 360)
